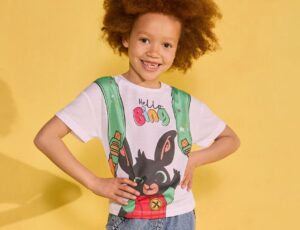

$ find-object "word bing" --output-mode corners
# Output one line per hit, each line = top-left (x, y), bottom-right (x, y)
(133, 99), (170, 126)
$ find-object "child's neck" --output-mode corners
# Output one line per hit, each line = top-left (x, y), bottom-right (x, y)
(122, 72), (161, 89)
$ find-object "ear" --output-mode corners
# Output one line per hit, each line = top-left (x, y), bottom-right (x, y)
(119, 138), (135, 178)
(154, 130), (177, 166)
(122, 37), (129, 48)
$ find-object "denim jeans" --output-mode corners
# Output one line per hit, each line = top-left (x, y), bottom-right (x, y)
(106, 210), (195, 230)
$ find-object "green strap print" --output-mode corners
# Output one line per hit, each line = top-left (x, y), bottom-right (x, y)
(94, 76), (126, 176)
(171, 87), (192, 155)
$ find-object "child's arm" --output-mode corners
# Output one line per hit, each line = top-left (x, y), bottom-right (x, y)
(34, 116), (140, 205)
(180, 125), (240, 191)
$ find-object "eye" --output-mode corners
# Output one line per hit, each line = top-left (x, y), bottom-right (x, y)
(139, 38), (150, 44)
(155, 171), (168, 183)
(134, 177), (145, 184)
(163, 43), (172, 49)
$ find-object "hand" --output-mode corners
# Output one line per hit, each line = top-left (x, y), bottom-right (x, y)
(89, 177), (140, 205)
(180, 153), (197, 191)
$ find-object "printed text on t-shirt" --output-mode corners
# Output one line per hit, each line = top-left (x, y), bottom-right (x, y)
(133, 99), (170, 126)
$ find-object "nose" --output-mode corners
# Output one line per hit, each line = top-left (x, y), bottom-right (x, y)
(146, 43), (160, 58)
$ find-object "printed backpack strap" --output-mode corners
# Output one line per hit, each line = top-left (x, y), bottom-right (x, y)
(94, 76), (126, 176)
(171, 87), (192, 156)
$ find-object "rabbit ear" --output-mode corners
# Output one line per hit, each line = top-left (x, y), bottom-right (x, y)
(154, 130), (177, 166)
(119, 138), (135, 178)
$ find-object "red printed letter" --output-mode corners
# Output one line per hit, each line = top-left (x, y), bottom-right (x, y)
(133, 107), (146, 126)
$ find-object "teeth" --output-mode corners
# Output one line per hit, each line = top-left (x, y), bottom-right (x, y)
(144, 61), (158, 67)
(142, 61), (160, 71)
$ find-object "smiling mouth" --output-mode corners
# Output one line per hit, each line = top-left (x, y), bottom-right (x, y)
(141, 60), (161, 72)
(143, 183), (159, 195)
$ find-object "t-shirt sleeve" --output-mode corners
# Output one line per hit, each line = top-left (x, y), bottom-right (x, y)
(190, 96), (226, 148)
(55, 83), (104, 143)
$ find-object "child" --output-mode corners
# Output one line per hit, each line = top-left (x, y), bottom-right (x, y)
(34, 0), (240, 229)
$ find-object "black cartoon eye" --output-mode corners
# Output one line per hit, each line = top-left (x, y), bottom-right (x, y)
(134, 176), (145, 184)
(155, 171), (167, 183)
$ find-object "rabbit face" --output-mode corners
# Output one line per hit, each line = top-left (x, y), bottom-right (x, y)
(119, 130), (180, 196)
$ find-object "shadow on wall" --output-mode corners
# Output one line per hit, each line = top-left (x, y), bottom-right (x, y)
(0, 153), (81, 227)
(0, 77), (17, 137)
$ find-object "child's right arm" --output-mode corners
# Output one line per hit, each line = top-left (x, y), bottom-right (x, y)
(33, 116), (140, 205)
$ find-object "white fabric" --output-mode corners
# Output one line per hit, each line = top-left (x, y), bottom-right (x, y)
(56, 75), (226, 218)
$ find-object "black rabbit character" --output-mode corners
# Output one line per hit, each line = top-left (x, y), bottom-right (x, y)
(118, 130), (181, 219)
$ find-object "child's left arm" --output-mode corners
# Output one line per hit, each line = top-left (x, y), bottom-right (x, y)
(180, 125), (240, 191)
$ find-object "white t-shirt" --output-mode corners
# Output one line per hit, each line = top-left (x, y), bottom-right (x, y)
(56, 75), (226, 219)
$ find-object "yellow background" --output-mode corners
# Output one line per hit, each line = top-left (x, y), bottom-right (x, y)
(1, 0), (299, 229)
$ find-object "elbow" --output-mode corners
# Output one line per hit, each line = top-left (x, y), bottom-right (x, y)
(232, 135), (241, 152)
(33, 132), (44, 150)
(33, 131), (49, 150)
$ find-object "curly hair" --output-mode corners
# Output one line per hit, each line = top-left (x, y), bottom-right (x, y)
(102, 0), (222, 72)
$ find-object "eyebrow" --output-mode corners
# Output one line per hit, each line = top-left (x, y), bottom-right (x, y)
(136, 31), (178, 43)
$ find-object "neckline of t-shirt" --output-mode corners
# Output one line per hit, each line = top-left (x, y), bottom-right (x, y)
(115, 75), (169, 93)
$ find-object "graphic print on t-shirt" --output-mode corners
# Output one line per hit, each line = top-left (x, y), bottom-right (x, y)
(94, 77), (195, 219)
(133, 98), (170, 126)
(118, 130), (181, 219)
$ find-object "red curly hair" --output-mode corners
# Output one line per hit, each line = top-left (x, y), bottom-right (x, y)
(102, 0), (222, 72)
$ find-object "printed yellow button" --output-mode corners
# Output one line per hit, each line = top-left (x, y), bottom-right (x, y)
(150, 198), (163, 211)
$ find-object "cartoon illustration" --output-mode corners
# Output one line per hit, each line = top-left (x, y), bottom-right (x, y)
(95, 77), (192, 179)
(95, 78), (192, 217)
(117, 130), (181, 219)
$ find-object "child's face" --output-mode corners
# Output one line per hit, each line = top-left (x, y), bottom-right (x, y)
(122, 13), (181, 88)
